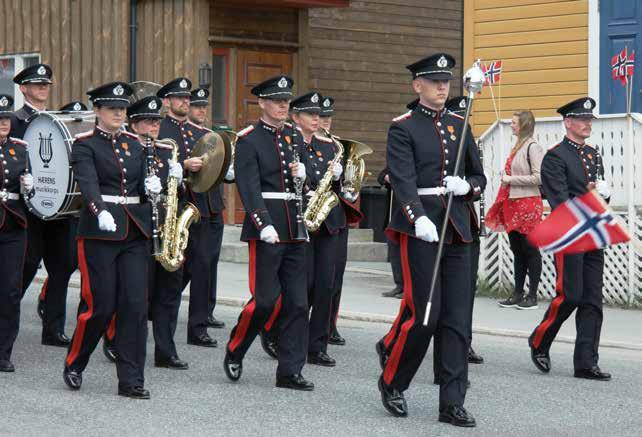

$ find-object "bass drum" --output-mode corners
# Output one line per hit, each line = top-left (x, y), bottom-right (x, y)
(22, 111), (96, 220)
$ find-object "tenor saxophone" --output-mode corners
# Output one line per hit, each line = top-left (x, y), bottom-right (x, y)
(155, 139), (201, 272)
(303, 137), (344, 232)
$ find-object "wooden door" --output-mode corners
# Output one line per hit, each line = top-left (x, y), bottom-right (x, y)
(231, 49), (293, 223)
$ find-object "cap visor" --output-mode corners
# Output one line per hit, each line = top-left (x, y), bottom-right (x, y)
(260, 92), (293, 101)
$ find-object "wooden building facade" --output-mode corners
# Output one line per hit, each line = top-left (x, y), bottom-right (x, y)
(1, 0), (465, 222)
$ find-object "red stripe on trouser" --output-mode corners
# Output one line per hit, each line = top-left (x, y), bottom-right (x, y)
(228, 240), (258, 352)
(106, 313), (116, 341)
(383, 299), (406, 348)
(66, 240), (94, 367)
(383, 234), (416, 385)
(264, 295), (282, 332)
(532, 253), (565, 349)
(39, 277), (49, 300)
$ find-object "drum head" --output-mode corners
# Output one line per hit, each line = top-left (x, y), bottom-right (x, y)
(22, 112), (95, 219)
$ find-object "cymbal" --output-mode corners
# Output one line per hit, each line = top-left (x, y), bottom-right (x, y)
(129, 81), (162, 103)
(187, 132), (232, 192)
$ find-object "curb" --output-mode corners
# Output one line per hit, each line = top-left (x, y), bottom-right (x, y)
(33, 277), (642, 352)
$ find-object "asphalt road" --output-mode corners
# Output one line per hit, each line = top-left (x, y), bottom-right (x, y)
(3, 296), (642, 437)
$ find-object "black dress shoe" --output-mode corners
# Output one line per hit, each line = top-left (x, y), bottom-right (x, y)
(378, 376), (407, 417)
(187, 333), (218, 348)
(307, 351), (336, 367)
(118, 385), (150, 399)
(328, 330), (346, 346)
(574, 366), (611, 381)
(207, 316), (225, 329)
(381, 287), (402, 298)
(63, 367), (82, 390)
(37, 299), (45, 320)
(103, 339), (118, 363)
(0, 359), (15, 372)
(155, 355), (189, 370)
(439, 405), (476, 427)
(276, 373), (314, 391)
(531, 347), (551, 373)
(42, 332), (71, 347)
(223, 352), (242, 381)
(260, 332), (278, 359)
(375, 341), (389, 370)
(468, 347), (484, 364)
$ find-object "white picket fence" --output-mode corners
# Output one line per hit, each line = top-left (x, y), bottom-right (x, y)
(477, 114), (642, 306)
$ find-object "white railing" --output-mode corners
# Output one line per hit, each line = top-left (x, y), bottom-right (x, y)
(477, 114), (642, 306)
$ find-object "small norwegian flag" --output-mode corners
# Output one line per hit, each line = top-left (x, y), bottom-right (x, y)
(482, 60), (502, 85)
(527, 190), (630, 255)
(625, 51), (635, 79)
(611, 49), (627, 81)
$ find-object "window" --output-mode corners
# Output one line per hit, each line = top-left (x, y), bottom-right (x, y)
(0, 53), (41, 108)
(212, 49), (230, 127)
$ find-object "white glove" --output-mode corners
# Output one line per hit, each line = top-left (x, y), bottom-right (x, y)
(596, 180), (611, 199)
(295, 163), (306, 179)
(224, 166), (235, 181)
(332, 162), (343, 181)
(20, 173), (34, 192)
(97, 210), (117, 232)
(145, 175), (162, 195)
(168, 160), (183, 183)
(260, 225), (279, 244)
(343, 191), (358, 203)
(443, 176), (471, 196)
(414, 216), (439, 242)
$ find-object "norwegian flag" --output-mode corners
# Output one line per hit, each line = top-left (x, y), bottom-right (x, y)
(482, 60), (502, 85)
(527, 191), (630, 255)
(611, 48), (627, 81)
(625, 51), (635, 79)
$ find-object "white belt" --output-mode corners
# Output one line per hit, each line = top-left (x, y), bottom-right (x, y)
(101, 195), (141, 205)
(417, 187), (446, 196)
(0, 192), (20, 202)
(262, 192), (296, 200)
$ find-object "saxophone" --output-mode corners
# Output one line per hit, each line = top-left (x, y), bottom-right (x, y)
(155, 139), (201, 272)
(303, 137), (344, 232)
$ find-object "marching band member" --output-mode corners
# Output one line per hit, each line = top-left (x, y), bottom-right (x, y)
(529, 97), (612, 381)
(375, 53), (485, 427)
(0, 95), (34, 372)
(11, 64), (73, 348)
(63, 82), (161, 399)
(224, 76), (314, 391)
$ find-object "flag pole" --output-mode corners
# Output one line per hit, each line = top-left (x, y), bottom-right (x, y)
(487, 83), (500, 120)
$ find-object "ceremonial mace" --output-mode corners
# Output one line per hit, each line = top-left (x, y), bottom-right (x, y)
(423, 60), (485, 326)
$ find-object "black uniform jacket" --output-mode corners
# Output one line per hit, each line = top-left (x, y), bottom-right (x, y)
(386, 103), (486, 243)
(9, 103), (38, 139)
(305, 133), (347, 234)
(234, 120), (309, 242)
(158, 116), (226, 218)
(0, 137), (30, 229)
(541, 136), (605, 210)
(71, 127), (151, 241)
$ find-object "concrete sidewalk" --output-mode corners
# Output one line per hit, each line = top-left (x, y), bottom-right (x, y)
(32, 260), (642, 351)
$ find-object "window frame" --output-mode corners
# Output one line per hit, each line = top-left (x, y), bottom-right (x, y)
(212, 48), (231, 128)
(0, 52), (42, 109)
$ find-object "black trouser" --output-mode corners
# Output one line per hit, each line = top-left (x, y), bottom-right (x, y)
(182, 214), (224, 337)
(529, 250), (604, 370)
(227, 240), (308, 376)
(0, 216), (27, 361)
(508, 231), (542, 299)
(307, 227), (345, 353)
(330, 227), (349, 333)
(379, 234), (471, 409)
(65, 231), (149, 389)
(150, 260), (184, 360)
(22, 216), (78, 338)
(387, 237), (403, 289)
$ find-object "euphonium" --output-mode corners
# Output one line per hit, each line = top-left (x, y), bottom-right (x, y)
(155, 139), (201, 272)
(303, 136), (344, 232)
(340, 138), (372, 201)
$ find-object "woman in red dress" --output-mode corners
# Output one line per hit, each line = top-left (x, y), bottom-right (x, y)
(486, 110), (544, 310)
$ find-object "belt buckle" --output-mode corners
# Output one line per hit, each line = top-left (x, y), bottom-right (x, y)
(118, 196), (126, 205)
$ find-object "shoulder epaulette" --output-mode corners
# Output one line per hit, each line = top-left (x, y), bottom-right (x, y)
(187, 120), (213, 133)
(121, 131), (139, 140)
(313, 134), (333, 143)
(392, 111), (412, 122)
(284, 121), (292, 128)
(9, 137), (27, 146)
(237, 125), (255, 138)
(448, 111), (465, 120)
(74, 130), (94, 140)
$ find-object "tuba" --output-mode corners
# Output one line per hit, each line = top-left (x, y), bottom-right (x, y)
(304, 135), (344, 232)
(339, 138), (372, 200)
(155, 139), (201, 271)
